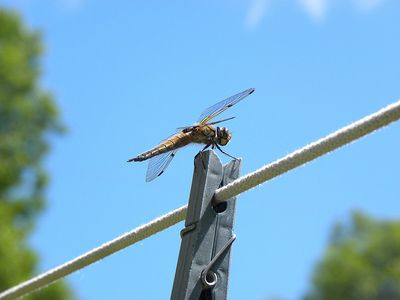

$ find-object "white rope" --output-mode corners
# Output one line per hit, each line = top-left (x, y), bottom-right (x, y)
(0, 205), (187, 300)
(214, 99), (400, 203)
(1, 99), (400, 300)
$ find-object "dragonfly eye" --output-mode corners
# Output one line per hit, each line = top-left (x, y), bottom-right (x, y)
(216, 127), (232, 146)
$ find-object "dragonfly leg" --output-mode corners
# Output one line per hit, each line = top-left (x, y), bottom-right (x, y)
(215, 144), (238, 160)
(201, 144), (212, 152)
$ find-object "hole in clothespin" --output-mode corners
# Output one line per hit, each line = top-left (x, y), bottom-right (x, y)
(213, 201), (227, 213)
(206, 272), (216, 284)
(204, 271), (217, 287)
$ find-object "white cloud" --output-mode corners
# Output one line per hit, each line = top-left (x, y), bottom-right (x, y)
(245, 0), (271, 29)
(299, 0), (329, 21)
(60, 0), (84, 11)
(244, 0), (388, 28)
(354, 0), (386, 11)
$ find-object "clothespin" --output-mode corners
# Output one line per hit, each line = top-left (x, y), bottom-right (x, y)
(170, 150), (241, 300)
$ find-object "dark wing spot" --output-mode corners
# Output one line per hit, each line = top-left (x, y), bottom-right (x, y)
(158, 171), (164, 177)
(249, 88), (255, 94)
(171, 153), (175, 157)
(227, 104), (233, 107)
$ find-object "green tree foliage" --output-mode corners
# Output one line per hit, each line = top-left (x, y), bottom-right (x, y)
(304, 211), (400, 300)
(0, 8), (73, 299)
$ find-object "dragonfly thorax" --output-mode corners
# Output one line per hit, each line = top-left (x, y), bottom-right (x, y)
(216, 126), (232, 146)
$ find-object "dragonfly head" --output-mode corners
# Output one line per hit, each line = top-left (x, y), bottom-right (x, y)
(216, 126), (232, 146)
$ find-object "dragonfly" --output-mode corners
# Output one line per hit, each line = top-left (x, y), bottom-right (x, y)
(128, 87), (255, 182)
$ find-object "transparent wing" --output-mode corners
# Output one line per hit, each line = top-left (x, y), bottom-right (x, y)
(197, 88), (255, 124)
(145, 149), (178, 182)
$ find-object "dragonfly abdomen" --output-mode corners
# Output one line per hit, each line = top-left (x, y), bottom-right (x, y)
(129, 132), (191, 162)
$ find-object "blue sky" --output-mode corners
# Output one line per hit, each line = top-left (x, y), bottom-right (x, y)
(1, 0), (400, 299)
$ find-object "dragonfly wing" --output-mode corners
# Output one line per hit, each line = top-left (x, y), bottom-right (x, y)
(145, 149), (178, 182)
(197, 88), (255, 124)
